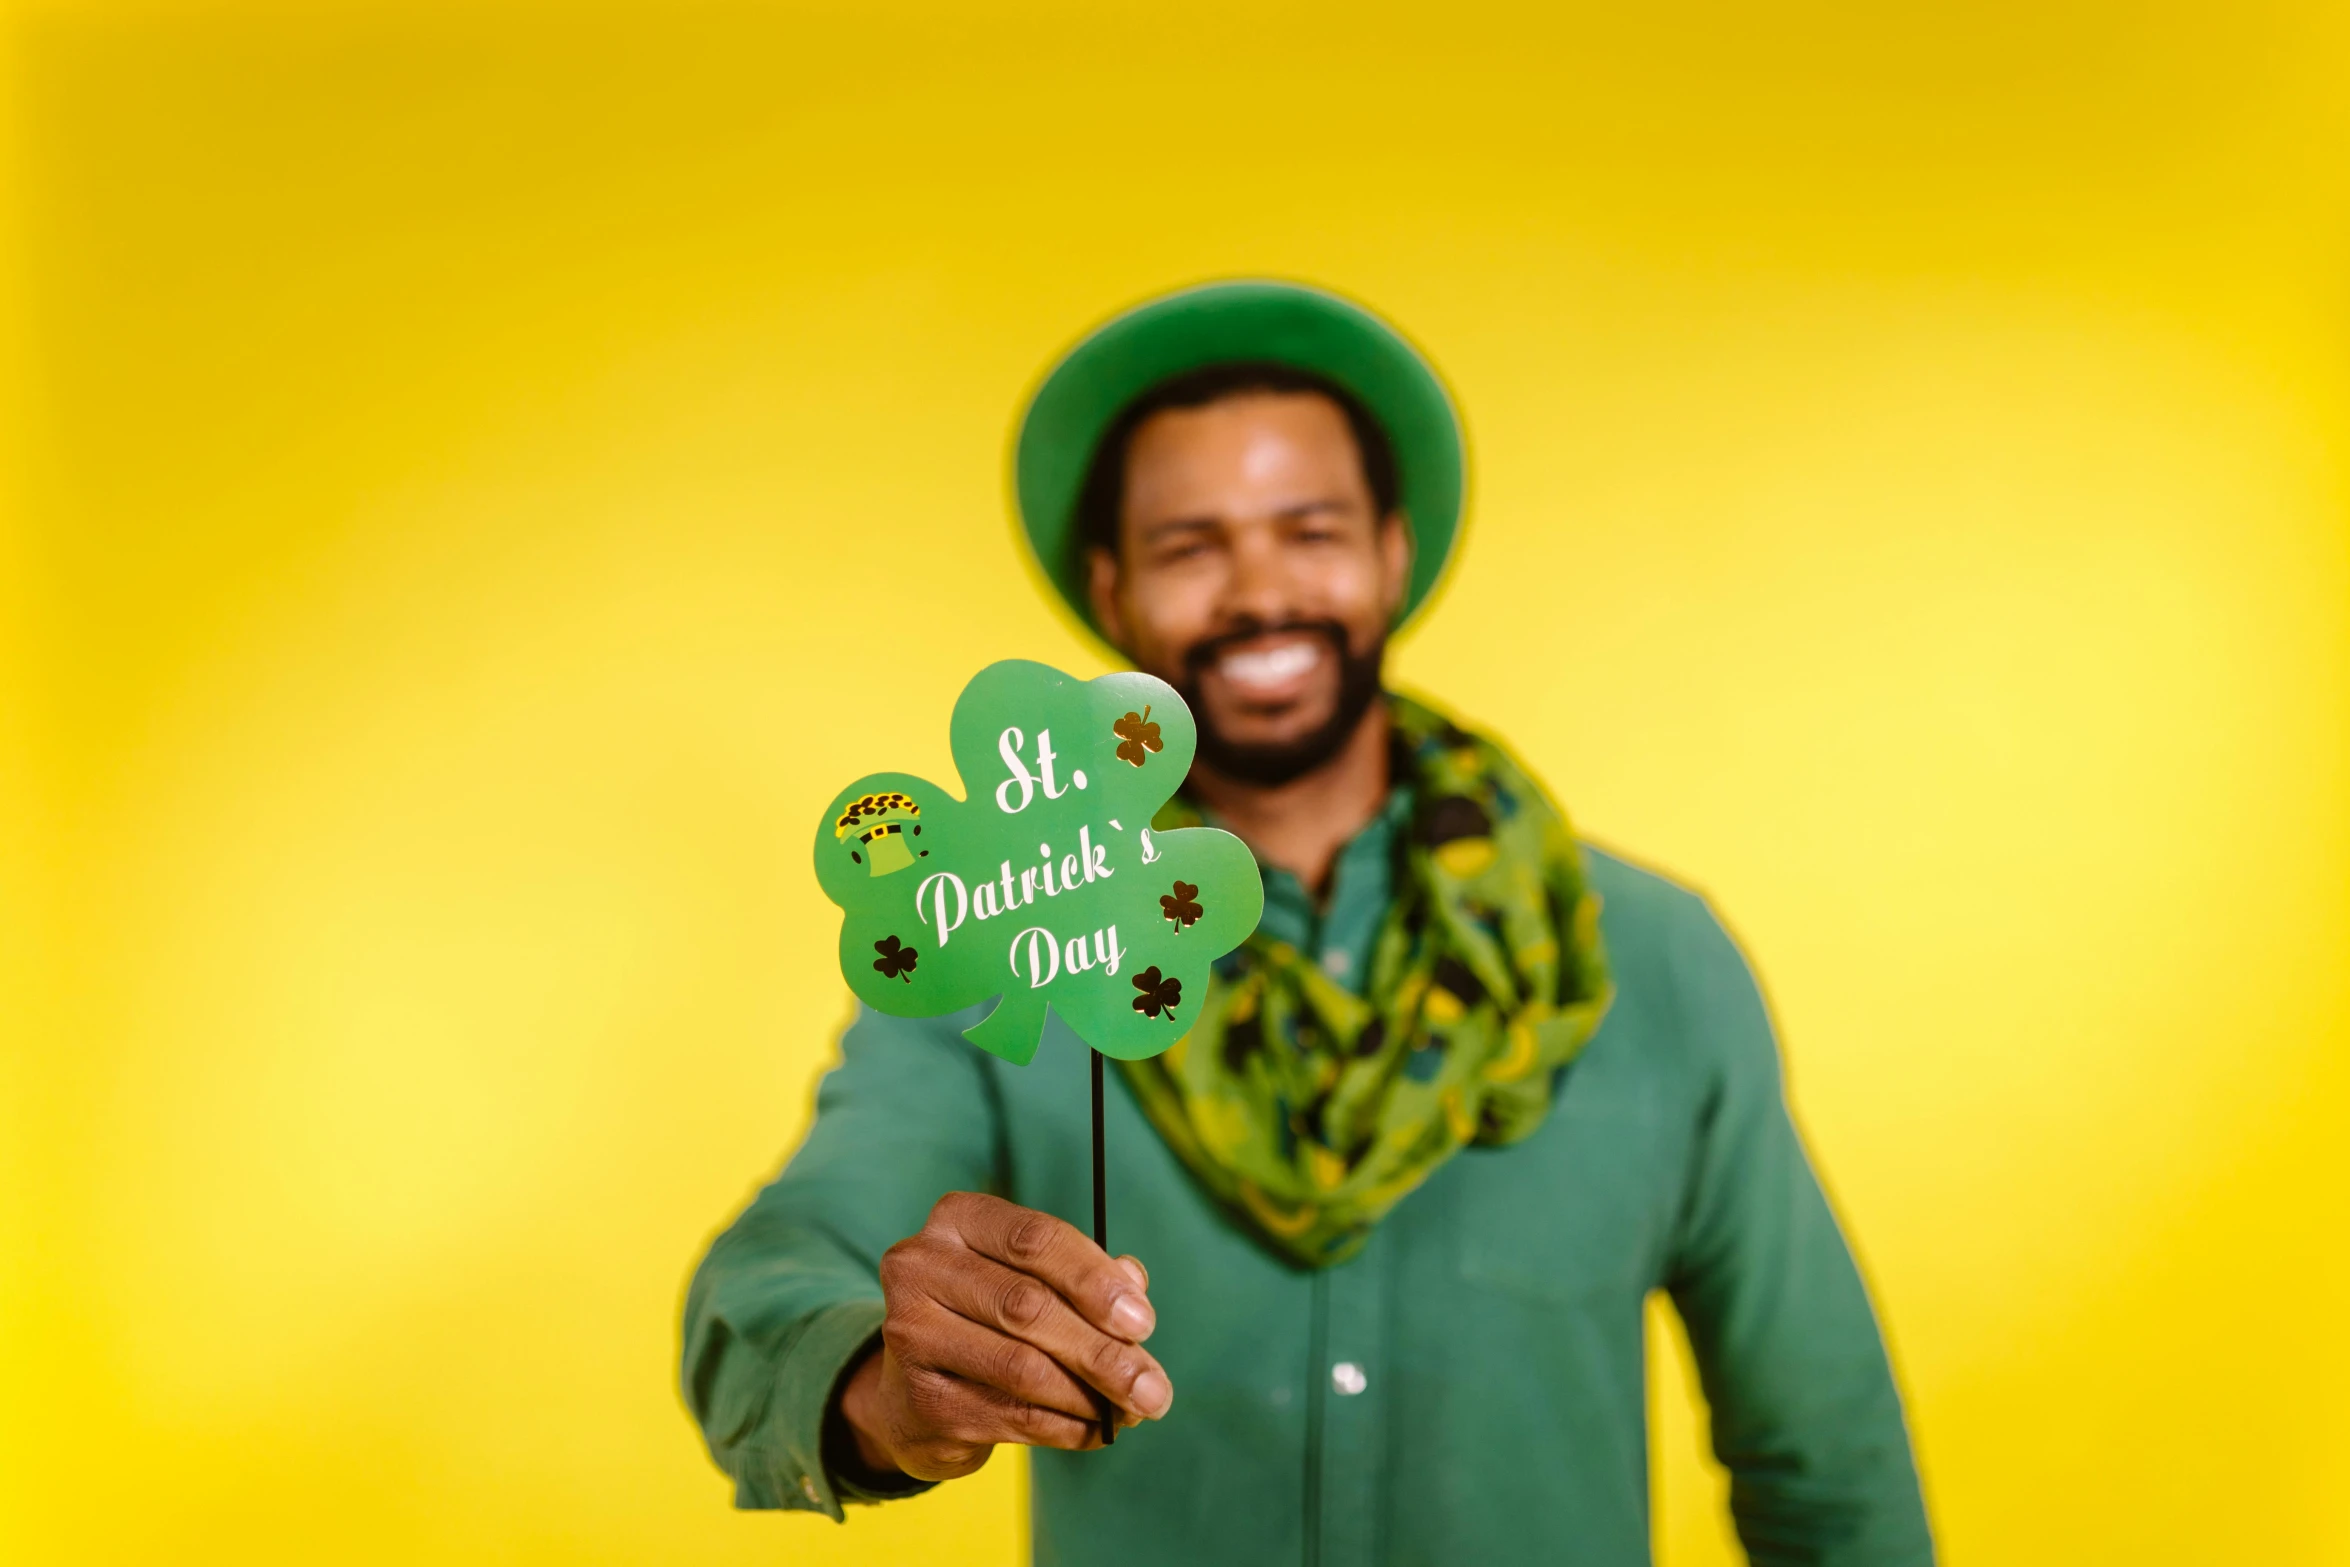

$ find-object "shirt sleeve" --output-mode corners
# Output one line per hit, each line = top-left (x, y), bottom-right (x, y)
(1662, 905), (1936, 1566)
(679, 1002), (1006, 1519)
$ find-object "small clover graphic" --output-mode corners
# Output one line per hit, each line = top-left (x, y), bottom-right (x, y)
(872, 934), (919, 982)
(1131, 965), (1183, 1020)
(1113, 705), (1164, 768)
(1160, 880), (1204, 931)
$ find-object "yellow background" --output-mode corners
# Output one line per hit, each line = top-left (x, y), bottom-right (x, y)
(5, 1), (2346, 1562)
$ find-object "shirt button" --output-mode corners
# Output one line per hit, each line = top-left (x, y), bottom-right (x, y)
(800, 1475), (822, 1505)
(1331, 1361), (1367, 1396)
(1322, 950), (1352, 977)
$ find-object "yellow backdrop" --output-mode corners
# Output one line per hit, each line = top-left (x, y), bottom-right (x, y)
(5, 2), (2346, 1563)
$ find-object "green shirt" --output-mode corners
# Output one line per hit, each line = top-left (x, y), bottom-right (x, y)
(681, 827), (1934, 1566)
(1252, 785), (1414, 995)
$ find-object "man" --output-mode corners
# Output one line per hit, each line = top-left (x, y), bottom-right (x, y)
(682, 281), (1934, 1565)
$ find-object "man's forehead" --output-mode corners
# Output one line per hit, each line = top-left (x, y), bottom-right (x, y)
(1122, 392), (1369, 512)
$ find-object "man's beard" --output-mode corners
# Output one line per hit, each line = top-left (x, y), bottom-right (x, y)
(1177, 619), (1387, 787)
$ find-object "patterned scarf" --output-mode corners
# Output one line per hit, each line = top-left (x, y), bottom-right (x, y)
(1121, 694), (1614, 1268)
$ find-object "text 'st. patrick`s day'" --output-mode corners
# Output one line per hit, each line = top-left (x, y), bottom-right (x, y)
(813, 661), (1262, 1065)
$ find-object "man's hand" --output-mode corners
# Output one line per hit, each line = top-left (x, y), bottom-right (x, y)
(839, 1191), (1173, 1482)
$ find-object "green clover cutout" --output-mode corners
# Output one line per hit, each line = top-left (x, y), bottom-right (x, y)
(813, 660), (1263, 1066)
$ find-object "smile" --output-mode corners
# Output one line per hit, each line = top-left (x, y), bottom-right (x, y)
(1217, 640), (1324, 693)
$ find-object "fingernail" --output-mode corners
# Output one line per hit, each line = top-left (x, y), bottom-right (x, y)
(1108, 1292), (1154, 1340)
(1130, 1370), (1173, 1419)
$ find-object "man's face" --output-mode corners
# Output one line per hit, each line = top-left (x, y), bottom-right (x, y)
(1086, 391), (1411, 784)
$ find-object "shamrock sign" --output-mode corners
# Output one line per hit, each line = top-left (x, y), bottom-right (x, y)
(814, 660), (1263, 1066)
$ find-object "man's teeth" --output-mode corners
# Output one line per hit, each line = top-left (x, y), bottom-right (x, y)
(1220, 643), (1321, 687)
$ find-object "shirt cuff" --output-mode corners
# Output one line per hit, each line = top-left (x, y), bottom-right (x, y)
(737, 1297), (930, 1520)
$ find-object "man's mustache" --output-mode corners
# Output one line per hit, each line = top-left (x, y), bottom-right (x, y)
(1179, 619), (1352, 680)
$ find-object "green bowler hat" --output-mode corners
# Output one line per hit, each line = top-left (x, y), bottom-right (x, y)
(1014, 279), (1466, 639)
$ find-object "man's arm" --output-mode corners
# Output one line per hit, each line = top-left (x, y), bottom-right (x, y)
(681, 1004), (993, 1516)
(680, 1004), (1170, 1519)
(1662, 906), (1935, 1566)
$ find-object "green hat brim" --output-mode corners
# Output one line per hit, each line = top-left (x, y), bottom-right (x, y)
(1013, 280), (1465, 642)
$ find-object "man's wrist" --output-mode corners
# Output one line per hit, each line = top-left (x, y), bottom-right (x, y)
(826, 1341), (907, 1484)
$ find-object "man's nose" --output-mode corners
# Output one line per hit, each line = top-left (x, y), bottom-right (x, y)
(1221, 527), (1296, 626)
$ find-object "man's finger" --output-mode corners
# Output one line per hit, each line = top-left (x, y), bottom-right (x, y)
(921, 1253), (1173, 1420)
(889, 1298), (1109, 1424)
(888, 1365), (1056, 1479)
(934, 1193), (1156, 1342)
(953, 1373), (1115, 1453)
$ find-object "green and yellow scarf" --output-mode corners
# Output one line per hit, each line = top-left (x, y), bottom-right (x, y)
(1123, 695), (1614, 1268)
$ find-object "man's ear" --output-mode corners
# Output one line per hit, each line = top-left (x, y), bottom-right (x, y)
(1085, 545), (1130, 648)
(1378, 511), (1414, 621)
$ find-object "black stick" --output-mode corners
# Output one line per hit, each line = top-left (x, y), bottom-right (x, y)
(1089, 1046), (1115, 1447)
